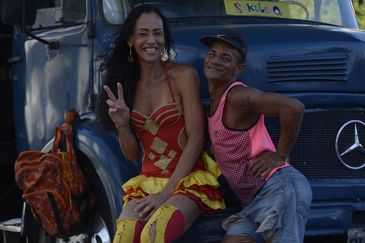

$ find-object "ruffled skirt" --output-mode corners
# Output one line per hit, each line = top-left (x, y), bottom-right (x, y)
(122, 151), (225, 212)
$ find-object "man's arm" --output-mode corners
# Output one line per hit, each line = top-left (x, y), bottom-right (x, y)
(229, 86), (304, 178)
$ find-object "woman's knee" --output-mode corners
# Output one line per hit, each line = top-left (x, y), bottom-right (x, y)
(119, 199), (140, 219)
(163, 194), (201, 229)
(113, 200), (144, 243)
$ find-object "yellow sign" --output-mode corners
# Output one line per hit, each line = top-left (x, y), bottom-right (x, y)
(224, 0), (290, 18)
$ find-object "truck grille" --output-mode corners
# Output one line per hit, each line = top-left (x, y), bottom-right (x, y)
(265, 110), (365, 179)
(267, 54), (348, 82)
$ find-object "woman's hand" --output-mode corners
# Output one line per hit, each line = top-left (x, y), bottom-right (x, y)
(134, 191), (170, 221)
(104, 82), (130, 128)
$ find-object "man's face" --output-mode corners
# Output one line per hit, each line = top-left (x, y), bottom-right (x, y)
(204, 41), (243, 83)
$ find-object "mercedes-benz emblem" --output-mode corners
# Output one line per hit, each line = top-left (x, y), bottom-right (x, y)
(335, 120), (365, 170)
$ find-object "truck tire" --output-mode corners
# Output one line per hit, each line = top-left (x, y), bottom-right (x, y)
(36, 209), (111, 243)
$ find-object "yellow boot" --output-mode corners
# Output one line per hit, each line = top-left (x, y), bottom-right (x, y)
(113, 218), (144, 243)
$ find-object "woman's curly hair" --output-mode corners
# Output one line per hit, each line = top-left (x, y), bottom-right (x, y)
(96, 4), (172, 131)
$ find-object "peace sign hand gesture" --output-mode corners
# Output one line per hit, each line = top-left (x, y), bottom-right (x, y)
(104, 82), (130, 128)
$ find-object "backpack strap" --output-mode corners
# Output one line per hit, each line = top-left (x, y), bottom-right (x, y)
(51, 109), (79, 155)
(64, 109), (80, 124)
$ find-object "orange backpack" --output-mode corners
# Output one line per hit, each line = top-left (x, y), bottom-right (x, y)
(14, 111), (95, 238)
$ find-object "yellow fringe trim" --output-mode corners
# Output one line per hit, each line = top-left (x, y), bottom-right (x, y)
(140, 205), (178, 243)
(122, 152), (224, 210)
(113, 218), (140, 243)
(201, 151), (221, 178)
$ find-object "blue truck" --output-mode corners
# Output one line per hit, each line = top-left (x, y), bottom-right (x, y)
(1, 0), (365, 242)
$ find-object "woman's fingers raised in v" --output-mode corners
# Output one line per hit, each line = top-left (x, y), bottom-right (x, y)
(117, 82), (124, 101)
(103, 85), (116, 101)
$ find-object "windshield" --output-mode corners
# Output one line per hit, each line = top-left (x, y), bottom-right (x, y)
(31, 0), (86, 29)
(103, 0), (358, 28)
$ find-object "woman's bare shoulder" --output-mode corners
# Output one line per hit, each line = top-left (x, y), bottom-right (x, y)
(165, 62), (198, 88)
(165, 62), (197, 78)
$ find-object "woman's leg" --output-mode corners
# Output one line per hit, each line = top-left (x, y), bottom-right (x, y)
(140, 194), (201, 243)
(113, 199), (145, 243)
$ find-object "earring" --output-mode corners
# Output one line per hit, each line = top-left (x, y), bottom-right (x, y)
(169, 48), (176, 60)
(128, 45), (133, 63)
(160, 47), (169, 62)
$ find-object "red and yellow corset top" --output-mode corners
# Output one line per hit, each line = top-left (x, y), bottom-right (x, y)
(131, 103), (204, 177)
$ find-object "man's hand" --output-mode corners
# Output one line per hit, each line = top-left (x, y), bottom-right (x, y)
(249, 151), (285, 180)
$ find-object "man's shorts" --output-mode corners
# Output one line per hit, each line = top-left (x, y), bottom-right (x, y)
(223, 166), (312, 243)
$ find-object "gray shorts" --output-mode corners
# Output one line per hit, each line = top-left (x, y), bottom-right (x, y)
(223, 167), (312, 243)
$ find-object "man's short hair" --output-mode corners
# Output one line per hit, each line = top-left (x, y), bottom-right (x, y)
(200, 30), (247, 62)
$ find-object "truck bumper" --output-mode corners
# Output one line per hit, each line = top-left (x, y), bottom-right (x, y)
(305, 201), (365, 237)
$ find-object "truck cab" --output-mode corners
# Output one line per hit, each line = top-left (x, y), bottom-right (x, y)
(1, 0), (365, 242)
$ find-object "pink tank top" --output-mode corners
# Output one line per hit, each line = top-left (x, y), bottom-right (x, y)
(208, 82), (289, 205)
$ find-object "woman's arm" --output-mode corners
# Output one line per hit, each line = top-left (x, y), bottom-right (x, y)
(163, 64), (205, 195)
(115, 125), (139, 161)
(104, 83), (139, 160)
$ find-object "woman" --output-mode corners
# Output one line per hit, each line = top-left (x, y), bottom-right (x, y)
(96, 5), (225, 243)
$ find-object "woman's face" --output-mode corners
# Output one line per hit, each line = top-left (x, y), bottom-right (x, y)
(130, 12), (165, 64)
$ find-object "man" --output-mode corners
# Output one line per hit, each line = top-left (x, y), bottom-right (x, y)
(200, 30), (312, 243)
